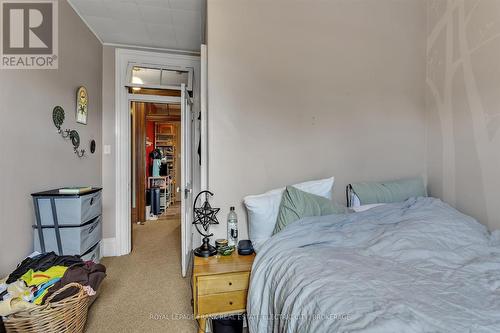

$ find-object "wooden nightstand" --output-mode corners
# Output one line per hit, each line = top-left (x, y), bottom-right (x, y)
(192, 251), (256, 333)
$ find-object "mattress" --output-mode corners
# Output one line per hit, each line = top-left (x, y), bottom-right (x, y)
(247, 197), (500, 333)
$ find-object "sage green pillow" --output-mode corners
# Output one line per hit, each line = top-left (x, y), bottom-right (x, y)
(350, 177), (427, 205)
(273, 186), (345, 234)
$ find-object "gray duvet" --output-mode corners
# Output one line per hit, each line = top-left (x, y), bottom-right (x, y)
(247, 197), (500, 333)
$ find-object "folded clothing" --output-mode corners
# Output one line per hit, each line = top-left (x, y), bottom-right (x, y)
(42, 262), (106, 304)
(7, 252), (82, 284)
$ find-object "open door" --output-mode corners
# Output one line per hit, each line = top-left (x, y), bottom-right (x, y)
(181, 84), (194, 277)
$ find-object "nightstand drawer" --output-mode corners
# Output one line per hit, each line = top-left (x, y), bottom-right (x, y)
(198, 290), (247, 315)
(198, 272), (250, 295)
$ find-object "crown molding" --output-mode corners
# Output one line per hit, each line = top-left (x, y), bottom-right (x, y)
(103, 42), (200, 56)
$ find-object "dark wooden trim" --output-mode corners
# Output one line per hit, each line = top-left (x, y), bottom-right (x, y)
(146, 115), (181, 122)
(128, 88), (181, 97)
(131, 102), (179, 232)
(146, 103), (181, 122)
(131, 208), (137, 225)
(131, 110), (137, 227)
(132, 102), (147, 225)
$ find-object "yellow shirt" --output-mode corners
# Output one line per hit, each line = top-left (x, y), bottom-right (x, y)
(21, 266), (67, 287)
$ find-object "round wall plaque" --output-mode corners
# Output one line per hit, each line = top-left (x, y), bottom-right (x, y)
(52, 106), (65, 130)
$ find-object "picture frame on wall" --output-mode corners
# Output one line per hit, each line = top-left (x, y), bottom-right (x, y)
(76, 86), (88, 125)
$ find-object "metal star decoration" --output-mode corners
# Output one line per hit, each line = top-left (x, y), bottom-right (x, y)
(193, 191), (220, 235)
(192, 190), (220, 257)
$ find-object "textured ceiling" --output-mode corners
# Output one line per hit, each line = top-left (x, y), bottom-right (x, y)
(68, 0), (205, 52)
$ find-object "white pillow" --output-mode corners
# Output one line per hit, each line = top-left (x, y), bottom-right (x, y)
(351, 203), (386, 212)
(244, 177), (334, 251)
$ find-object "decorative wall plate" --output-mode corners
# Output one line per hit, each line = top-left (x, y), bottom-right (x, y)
(52, 106), (65, 130)
(76, 86), (88, 125)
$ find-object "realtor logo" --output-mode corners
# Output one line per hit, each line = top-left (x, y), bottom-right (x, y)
(1, 0), (58, 69)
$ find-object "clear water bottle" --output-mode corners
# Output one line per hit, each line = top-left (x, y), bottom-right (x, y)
(227, 206), (238, 247)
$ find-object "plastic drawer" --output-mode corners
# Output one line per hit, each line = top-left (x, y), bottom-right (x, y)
(34, 216), (102, 255)
(81, 242), (101, 263)
(36, 191), (102, 226)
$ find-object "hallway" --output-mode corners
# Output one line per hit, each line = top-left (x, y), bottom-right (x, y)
(85, 212), (196, 332)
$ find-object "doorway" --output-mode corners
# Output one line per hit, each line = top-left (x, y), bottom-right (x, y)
(131, 100), (182, 225)
(114, 48), (203, 278)
(127, 85), (194, 278)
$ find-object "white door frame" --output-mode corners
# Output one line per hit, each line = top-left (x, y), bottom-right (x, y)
(114, 48), (202, 256)
(200, 45), (208, 190)
(180, 85), (194, 277)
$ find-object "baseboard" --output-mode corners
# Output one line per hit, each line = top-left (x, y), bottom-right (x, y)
(101, 237), (117, 257)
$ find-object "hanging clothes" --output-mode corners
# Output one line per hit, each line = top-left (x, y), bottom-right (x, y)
(152, 159), (161, 177)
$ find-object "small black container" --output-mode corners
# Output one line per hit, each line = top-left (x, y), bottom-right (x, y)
(237, 240), (254, 255)
(212, 315), (243, 333)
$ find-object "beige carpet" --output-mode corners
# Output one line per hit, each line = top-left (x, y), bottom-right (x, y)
(85, 215), (197, 333)
(163, 202), (181, 217)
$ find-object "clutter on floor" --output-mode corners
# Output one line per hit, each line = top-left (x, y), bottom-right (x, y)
(0, 251), (106, 333)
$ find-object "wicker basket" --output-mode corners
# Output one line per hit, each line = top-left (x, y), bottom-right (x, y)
(3, 283), (90, 333)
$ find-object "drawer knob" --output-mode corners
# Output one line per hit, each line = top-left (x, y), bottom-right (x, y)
(228, 282), (232, 286)
(229, 301), (233, 305)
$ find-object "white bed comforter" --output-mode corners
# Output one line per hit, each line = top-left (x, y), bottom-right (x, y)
(247, 197), (500, 333)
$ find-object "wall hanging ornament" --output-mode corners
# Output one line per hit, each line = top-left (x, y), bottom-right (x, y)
(53, 106), (70, 137)
(90, 140), (96, 154)
(76, 86), (88, 125)
(192, 190), (220, 257)
(52, 106), (86, 158)
(70, 130), (85, 157)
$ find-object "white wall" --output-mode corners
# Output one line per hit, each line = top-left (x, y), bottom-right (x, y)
(0, 0), (102, 276)
(206, 0), (427, 241)
(426, 0), (500, 231)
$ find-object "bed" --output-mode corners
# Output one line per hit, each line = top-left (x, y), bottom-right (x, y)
(247, 197), (500, 332)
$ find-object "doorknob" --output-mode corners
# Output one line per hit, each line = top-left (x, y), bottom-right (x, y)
(177, 187), (191, 197)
